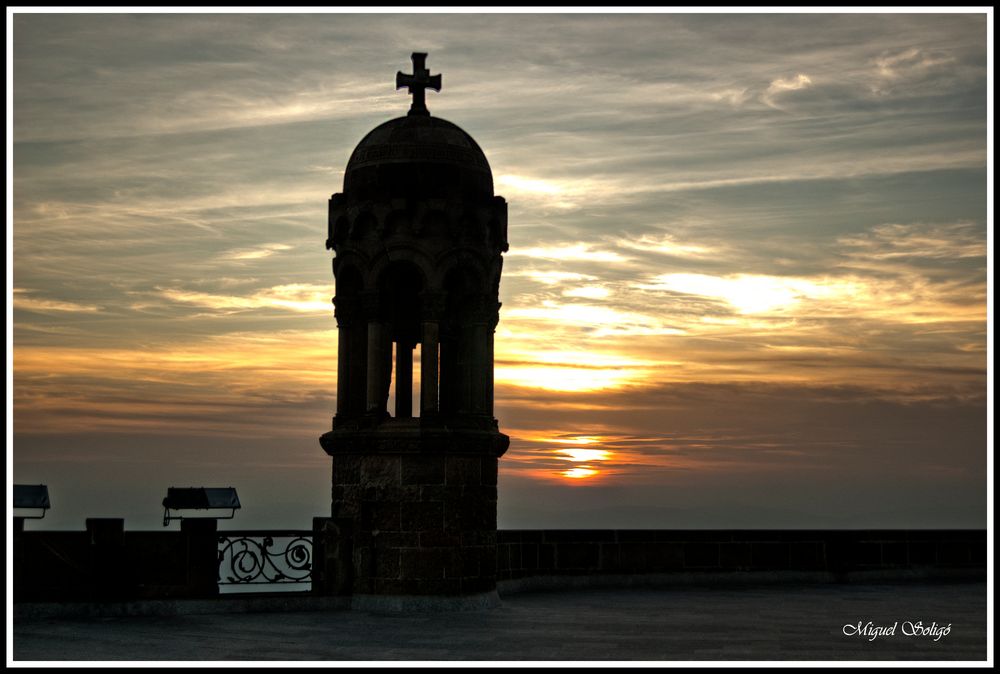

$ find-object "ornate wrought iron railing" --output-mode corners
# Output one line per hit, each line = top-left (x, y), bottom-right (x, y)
(217, 530), (313, 589)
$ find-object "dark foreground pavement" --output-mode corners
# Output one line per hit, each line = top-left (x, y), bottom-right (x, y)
(13, 582), (988, 662)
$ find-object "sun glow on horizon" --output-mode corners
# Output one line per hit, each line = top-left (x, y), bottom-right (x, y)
(548, 435), (602, 446)
(562, 467), (599, 479)
(557, 447), (611, 462)
(530, 432), (615, 480)
(493, 365), (636, 392)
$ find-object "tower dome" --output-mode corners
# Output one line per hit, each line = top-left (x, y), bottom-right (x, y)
(343, 115), (494, 203)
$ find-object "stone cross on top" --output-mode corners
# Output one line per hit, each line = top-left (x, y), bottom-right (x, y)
(396, 52), (441, 117)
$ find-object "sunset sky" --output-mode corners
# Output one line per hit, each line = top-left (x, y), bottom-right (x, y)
(9, 11), (991, 530)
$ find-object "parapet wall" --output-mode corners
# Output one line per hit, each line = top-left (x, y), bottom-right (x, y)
(14, 518), (219, 603)
(496, 529), (986, 590)
(14, 526), (986, 607)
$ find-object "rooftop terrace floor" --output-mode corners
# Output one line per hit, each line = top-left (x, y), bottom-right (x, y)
(13, 582), (988, 662)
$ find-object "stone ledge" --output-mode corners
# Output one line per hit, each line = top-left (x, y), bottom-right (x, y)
(496, 566), (986, 596)
(321, 425), (509, 457)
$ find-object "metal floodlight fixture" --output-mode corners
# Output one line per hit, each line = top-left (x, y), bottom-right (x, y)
(162, 486), (240, 527)
(14, 484), (51, 520)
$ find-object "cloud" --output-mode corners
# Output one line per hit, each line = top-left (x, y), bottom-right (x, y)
(641, 270), (981, 326)
(766, 73), (813, 95)
(837, 222), (986, 261)
(504, 300), (686, 338)
(13, 289), (101, 313)
(13, 328), (339, 437)
(711, 87), (750, 107)
(494, 364), (643, 393)
(635, 272), (848, 314)
(562, 285), (610, 300)
(874, 47), (956, 79)
(499, 377), (986, 488)
(160, 283), (332, 314)
(496, 174), (565, 196)
(495, 173), (640, 210)
(505, 243), (629, 263)
(617, 233), (719, 259)
(761, 73), (812, 108)
(866, 46), (964, 96)
(503, 270), (599, 285)
(219, 243), (293, 261)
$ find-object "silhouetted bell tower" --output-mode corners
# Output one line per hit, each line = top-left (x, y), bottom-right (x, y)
(321, 53), (509, 608)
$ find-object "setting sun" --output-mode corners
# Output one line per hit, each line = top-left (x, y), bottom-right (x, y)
(557, 448), (611, 462)
(562, 467), (599, 479)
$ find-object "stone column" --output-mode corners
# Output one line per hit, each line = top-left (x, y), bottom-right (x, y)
(420, 292), (444, 417)
(361, 291), (390, 417)
(452, 321), (476, 415)
(469, 322), (489, 414)
(348, 322), (368, 417)
(334, 300), (350, 418)
(420, 322), (438, 415)
(486, 302), (500, 418)
(395, 342), (413, 418)
(439, 335), (457, 414)
(366, 322), (391, 415)
(463, 295), (492, 416)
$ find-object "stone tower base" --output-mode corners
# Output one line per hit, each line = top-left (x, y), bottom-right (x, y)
(320, 421), (509, 601)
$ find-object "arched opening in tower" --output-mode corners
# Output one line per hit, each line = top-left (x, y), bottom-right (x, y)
(379, 261), (424, 419)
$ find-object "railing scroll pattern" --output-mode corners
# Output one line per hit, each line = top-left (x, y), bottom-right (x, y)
(217, 530), (312, 587)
